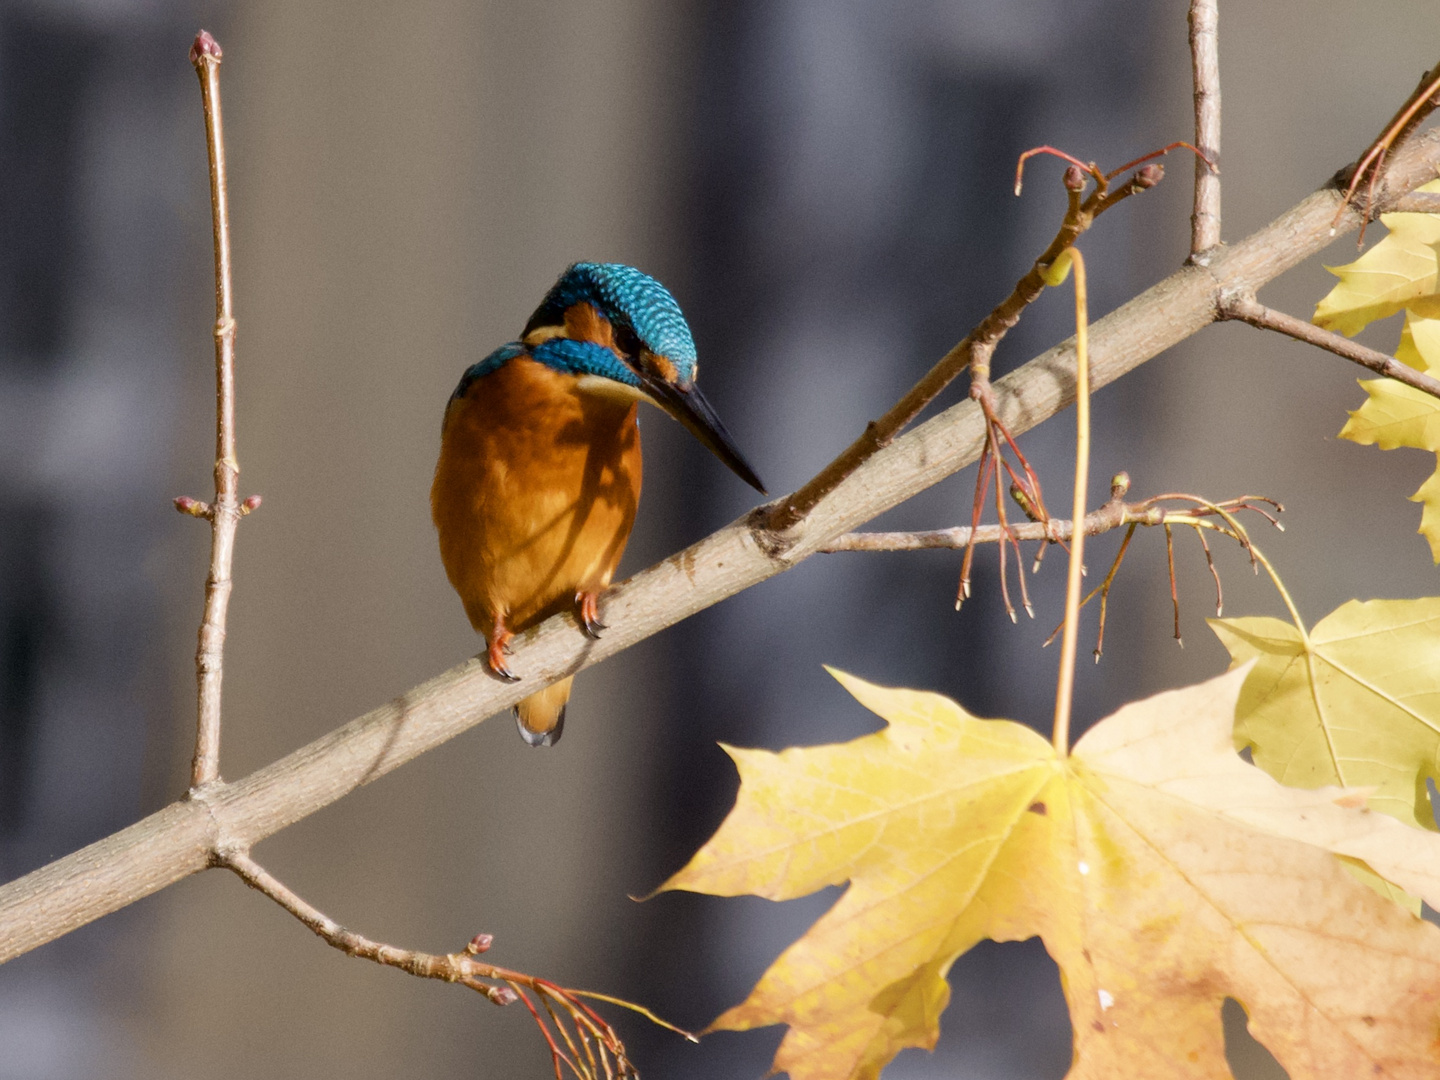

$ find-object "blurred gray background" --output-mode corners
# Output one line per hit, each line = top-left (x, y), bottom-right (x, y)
(0, 1), (1437, 1078)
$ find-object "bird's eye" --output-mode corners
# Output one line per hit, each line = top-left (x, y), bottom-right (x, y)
(611, 320), (643, 360)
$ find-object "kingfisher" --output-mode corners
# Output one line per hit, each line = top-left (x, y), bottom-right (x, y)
(431, 262), (766, 747)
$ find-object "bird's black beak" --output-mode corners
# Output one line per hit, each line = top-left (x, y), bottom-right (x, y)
(642, 375), (767, 494)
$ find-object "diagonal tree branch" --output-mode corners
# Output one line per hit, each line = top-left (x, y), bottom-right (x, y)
(2, 125), (1439, 968)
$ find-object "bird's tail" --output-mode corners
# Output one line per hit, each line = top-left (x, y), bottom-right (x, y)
(514, 676), (573, 747)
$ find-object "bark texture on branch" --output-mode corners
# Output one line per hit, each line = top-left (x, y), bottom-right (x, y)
(3, 130), (1439, 966)
(1189, 0), (1222, 256)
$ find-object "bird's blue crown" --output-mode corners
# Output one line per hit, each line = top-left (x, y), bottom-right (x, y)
(451, 263), (698, 402)
(524, 262), (698, 380)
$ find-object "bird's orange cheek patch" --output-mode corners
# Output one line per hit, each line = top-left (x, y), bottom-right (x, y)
(564, 302), (617, 351)
(642, 350), (679, 383)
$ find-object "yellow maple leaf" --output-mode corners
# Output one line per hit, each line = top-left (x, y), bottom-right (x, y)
(1211, 597), (1440, 835)
(1313, 180), (1440, 336)
(1313, 180), (1440, 560)
(1339, 314), (1440, 559)
(1415, 462), (1440, 559)
(663, 668), (1440, 1080)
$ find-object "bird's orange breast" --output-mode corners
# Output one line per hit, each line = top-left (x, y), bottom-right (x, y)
(431, 356), (642, 634)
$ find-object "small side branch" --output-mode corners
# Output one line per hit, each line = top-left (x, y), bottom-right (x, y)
(821, 482), (1278, 553)
(220, 850), (679, 1079)
(766, 154), (1164, 533)
(822, 502), (1133, 552)
(826, 479), (1280, 666)
(1188, 0), (1222, 256)
(1221, 293), (1440, 400)
(222, 850), (517, 999)
(185, 31), (254, 790)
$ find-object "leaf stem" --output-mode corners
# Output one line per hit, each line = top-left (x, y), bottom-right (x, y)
(1053, 249), (1090, 756)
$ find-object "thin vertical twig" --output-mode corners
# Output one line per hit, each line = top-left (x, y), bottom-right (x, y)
(1052, 249), (1090, 756)
(1188, 0), (1222, 256)
(188, 30), (243, 789)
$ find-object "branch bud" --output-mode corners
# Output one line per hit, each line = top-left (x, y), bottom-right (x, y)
(1109, 472), (1131, 499)
(190, 30), (222, 67)
(487, 986), (518, 1006)
(466, 933), (494, 955)
(1134, 164), (1163, 189)
(174, 496), (212, 518)
(1010, 482), (1039, 521)
(1063, 164), (1086, 192)
(240, 494), (263, 516)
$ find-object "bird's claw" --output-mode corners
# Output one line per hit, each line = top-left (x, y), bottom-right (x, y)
(487, 626), (520, 683)
(576, 591), (606, 639)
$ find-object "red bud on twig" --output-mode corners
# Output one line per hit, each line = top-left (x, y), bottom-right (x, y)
(190, 30), (222, 67)
(1135, 164), (1163, 188)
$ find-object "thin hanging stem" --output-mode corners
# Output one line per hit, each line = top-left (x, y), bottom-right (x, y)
(1052, 249), (1090, 756)
(957, 446), (995, 607)
(994, 449), (1016, 622)
(1092, 521), (1137, 661)
(1188, 500), (1310, 643)
(1164, 524), (1182, 645)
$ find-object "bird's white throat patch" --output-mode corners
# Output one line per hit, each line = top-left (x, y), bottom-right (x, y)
(574, 373), (660, 408)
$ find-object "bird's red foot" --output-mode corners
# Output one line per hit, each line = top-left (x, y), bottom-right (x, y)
(575, 590), (606, 639)
(487, 616), (520, 683)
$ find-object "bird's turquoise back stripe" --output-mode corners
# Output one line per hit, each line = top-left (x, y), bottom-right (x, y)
(451, 342), (526, 400)
(450, 337), (642, 402)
